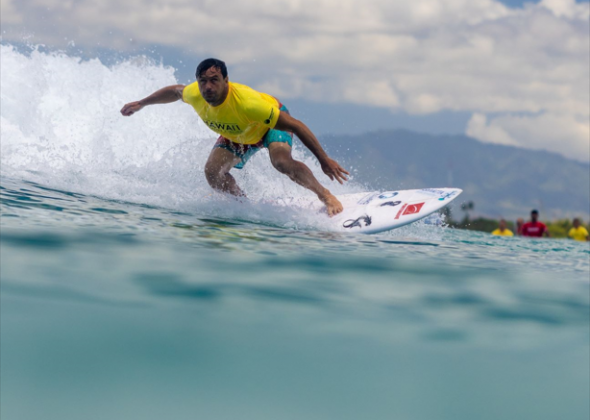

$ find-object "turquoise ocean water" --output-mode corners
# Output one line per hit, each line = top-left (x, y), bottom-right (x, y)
(2, 45), (589, 420)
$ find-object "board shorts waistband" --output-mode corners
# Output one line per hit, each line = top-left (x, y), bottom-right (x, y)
(213, 104), (293, 169)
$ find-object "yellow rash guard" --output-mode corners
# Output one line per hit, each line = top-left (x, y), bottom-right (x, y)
(183, 81), (281, 145)
(491, 228), (514, 237)
(568, 226), (589, 241)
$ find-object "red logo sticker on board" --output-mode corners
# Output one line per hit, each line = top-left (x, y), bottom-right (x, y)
(402, 202), (425, 216)
(395, 204), (407, 219)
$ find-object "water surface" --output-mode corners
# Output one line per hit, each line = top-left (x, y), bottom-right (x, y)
(2, 176), (589, 420)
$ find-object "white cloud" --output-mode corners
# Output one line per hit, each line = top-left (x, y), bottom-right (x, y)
(466, 113), (519, 146)
(1, 0), (588, 160)
(466, 112), (590, 160)
(0, 0), (23, 24)
(540, 0), (590, 19)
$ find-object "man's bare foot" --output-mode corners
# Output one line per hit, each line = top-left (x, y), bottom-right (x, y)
(319, 191), (343, 217)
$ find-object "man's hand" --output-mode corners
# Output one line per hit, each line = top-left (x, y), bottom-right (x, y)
(321, 157), (350, 184)
(120, 101), (144, 116)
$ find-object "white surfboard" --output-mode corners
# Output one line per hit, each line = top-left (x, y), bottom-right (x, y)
(278, 188), (462, 234)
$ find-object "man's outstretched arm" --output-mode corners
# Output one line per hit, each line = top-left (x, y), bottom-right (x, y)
(274, 112), (350, 184)
(120, 85), (185, 116)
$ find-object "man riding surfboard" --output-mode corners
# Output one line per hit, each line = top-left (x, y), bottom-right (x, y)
(120, 58), (349, 216)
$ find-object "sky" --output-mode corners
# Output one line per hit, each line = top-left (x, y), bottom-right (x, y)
(1, 0), (589, 161)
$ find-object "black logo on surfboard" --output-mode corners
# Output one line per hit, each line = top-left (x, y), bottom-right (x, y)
(343, 215), (372, 229)
(380, 201), (402, 207)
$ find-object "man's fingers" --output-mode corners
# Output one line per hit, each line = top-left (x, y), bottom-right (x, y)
(337, 165), (350, 176)
(332, 171), (344, 184)
(323, 161), (349, 183)
(324, 167), (348, 184)
(334, 170), (348, 183)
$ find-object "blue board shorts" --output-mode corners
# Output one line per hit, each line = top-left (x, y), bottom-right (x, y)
(213, 104), (293, 169)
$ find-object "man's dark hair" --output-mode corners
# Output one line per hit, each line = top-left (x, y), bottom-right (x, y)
(196, 58), (228, 79)
(531, 209), (539, 214)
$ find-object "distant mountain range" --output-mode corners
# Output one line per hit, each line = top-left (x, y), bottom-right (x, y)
(319, 130), (590, 220)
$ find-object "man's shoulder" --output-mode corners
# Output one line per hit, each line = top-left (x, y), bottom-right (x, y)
(183, 82), (201, 102)
(231, 82), (275, 103)
(230, 82), (268, 101)
(231, 82), (259, 94)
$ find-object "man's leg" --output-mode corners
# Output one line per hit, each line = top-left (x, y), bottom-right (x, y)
(268, 142), (343, 216)
(204, 147), (245, 196)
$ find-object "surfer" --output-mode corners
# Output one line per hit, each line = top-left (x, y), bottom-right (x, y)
(568, 218), (589, 241)
(120, 58), (349, 216)
(521, 209), (550, 238)
(491, 219), (514, 237)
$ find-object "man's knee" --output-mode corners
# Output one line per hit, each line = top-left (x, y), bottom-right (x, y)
(204, 162), (223, 186)
(272, 156), (295, 175)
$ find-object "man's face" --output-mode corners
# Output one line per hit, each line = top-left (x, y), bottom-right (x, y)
(573, 219), (580, 228)
(197, 66), (228, 105)
(531, 212), (538, 222)
(499, 220), (507, 230)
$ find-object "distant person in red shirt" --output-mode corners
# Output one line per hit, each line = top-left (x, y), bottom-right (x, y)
(521, 210), (550, 238)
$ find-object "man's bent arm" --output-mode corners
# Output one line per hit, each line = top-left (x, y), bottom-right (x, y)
(121, 85), (185, 116)
(275, 113), (327, 160)
(274, 112), (349, 183)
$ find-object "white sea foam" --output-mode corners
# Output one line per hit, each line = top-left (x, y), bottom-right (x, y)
(0, 44), (365, 229)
